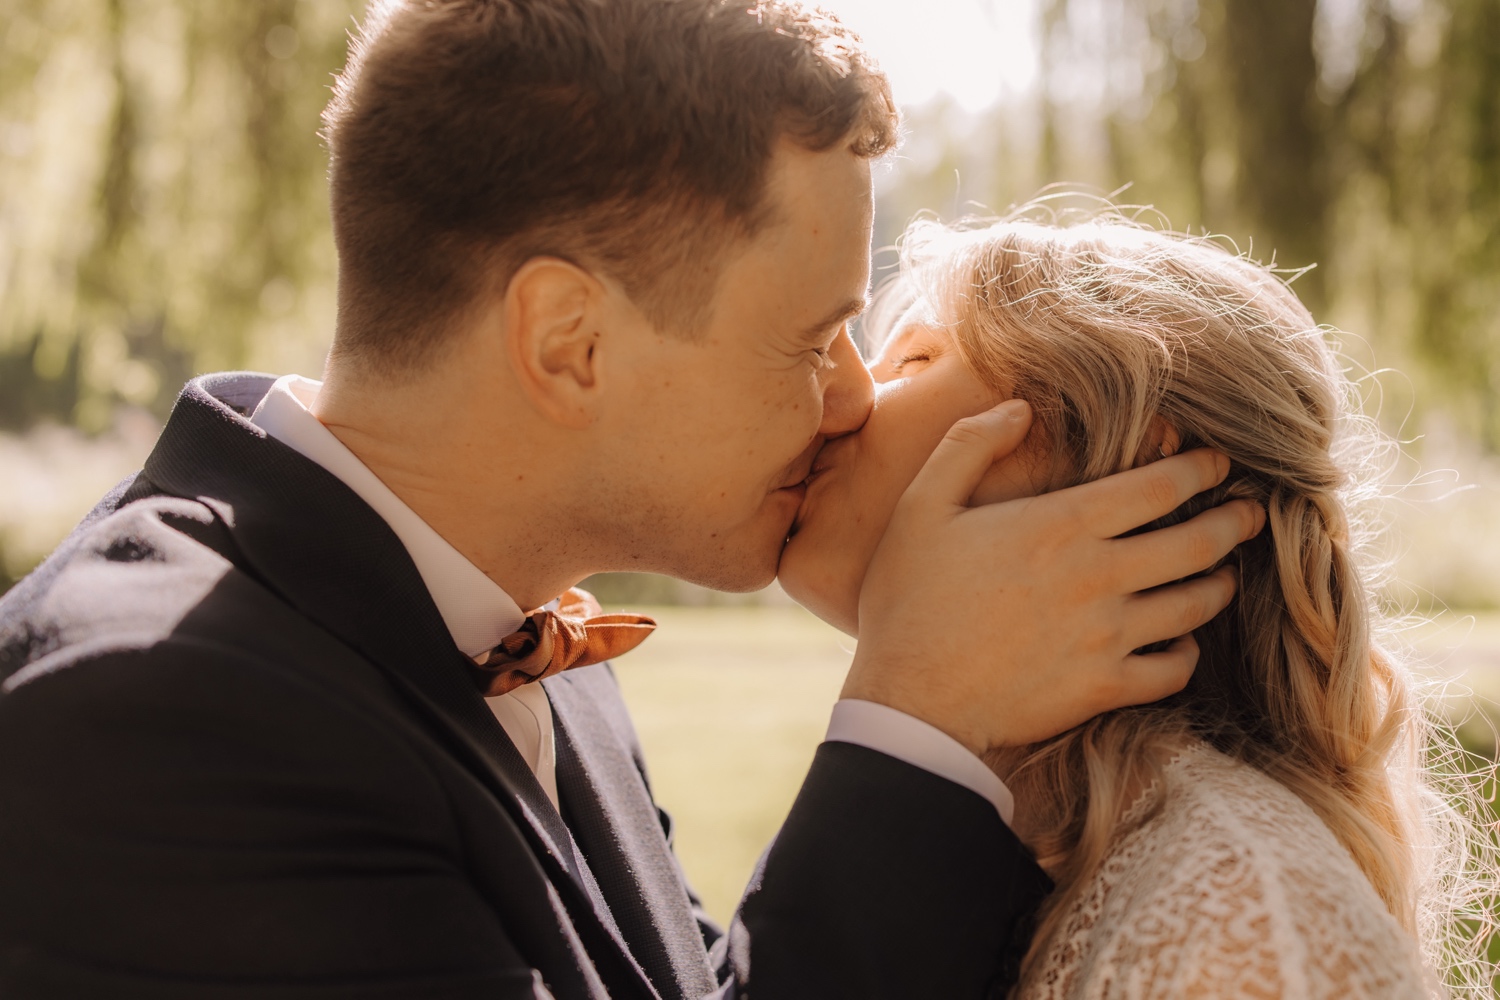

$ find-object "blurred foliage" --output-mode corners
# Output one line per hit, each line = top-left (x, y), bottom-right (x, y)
(1, 0), (1496, 439)
(878, 0), (1500, 445)
(0, 0), (1494, 605)
(0, 0), (1496, 490)
(0, 0), (360, 431)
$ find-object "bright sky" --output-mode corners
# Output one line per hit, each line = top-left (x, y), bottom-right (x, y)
(816, 0), (1040, 111)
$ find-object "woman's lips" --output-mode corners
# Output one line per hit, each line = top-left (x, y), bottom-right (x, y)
(806, 434), (854, 482)
(785, 450), (843, 538)
(774, 470), (812, 492)
(773, 440), (827, 493)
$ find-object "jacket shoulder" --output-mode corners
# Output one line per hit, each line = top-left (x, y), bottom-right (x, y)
(0, 493), (249, 679)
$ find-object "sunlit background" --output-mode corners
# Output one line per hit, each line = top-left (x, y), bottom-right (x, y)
(1, 0), (1497, 975)
(830, 0), (1041, 108)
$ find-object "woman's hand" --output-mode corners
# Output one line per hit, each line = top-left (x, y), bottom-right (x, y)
(844, 399), (1264, 755)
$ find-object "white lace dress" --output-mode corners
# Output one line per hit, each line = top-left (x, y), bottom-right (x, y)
(1017, 742), (1437, 999)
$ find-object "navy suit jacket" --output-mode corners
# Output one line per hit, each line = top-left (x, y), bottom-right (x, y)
(0, 374), (1050, 999)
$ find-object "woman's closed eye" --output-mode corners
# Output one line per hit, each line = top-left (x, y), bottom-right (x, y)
(889, 350), (931, 372)
(873, 319), (949, 379)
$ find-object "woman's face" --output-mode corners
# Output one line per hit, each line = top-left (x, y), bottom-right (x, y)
(778, 303), (1045, 635)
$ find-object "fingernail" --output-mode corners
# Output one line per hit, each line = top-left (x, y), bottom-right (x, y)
(1216, 452), (1230, 478)
(994, 398), (1028, 421)
(1249, 504), (1267, 536)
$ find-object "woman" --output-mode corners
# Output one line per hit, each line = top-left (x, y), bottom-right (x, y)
(778, 208), (1496, 997)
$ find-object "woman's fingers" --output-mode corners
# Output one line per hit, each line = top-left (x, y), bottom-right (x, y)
(1122, 565), (1239, 652)
(1062, 449), (1230, 539)
(896, 400), (1032, 515)
(1114, 501), (1265, 593)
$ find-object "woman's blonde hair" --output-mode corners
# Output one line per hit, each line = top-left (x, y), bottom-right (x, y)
(882, 202), (1497, 995)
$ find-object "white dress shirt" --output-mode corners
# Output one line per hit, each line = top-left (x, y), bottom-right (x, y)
(250, 374), (1013, 825)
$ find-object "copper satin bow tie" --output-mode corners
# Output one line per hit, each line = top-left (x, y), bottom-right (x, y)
(469, 587), (656, 698)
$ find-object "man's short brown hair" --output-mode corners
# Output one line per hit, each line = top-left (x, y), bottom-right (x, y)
(322, 0), (898, 372)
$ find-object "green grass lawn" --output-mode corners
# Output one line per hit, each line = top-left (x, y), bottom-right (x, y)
(611, 604), (1500, 952)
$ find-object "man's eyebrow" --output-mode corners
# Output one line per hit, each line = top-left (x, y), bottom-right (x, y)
(800, 297), (869, 341)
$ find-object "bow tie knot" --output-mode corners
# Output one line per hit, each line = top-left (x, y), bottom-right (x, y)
(470, 587), (655, 697)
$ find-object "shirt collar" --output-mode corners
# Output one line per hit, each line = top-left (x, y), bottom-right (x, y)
(250, 374), (526, 658)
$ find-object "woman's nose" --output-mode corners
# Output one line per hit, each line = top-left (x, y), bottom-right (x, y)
(817, 328), (874, 437)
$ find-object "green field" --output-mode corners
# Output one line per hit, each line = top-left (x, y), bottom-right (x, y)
(612, 605), (1500, 935)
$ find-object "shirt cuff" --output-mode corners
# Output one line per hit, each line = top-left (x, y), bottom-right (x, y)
(825, 699), (1015, 827)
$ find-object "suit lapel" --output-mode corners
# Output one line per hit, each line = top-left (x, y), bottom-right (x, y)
(367, 655), (658, 996)
(139, 375), (661, 999)
(546, 668), (718, 1000)
(143, 377), (579, 865)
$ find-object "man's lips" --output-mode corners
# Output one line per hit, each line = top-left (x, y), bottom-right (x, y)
(783, 439), (850, 539)
(773, 440), (825, 492)
(784, 450), (841, 504)
(773, 458), (814, 492)
(802, 435), (851, 485)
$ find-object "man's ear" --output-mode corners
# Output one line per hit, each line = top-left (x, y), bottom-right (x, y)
(503, 257), (605, 429)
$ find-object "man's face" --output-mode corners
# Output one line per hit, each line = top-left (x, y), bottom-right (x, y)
(588, 141), (876, 590)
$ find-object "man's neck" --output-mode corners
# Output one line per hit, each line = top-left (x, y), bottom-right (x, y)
(313, 366), (593, 612)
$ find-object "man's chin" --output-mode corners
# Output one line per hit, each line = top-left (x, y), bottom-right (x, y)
(654, 509), (798, 594)
(665, 539), (782, 595)
(674, 564), (778, 595)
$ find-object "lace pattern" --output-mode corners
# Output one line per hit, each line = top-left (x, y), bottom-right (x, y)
(1017, 743), (1437, 999)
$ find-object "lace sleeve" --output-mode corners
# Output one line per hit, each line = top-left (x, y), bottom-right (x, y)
(1019, 747), (1435, 1000)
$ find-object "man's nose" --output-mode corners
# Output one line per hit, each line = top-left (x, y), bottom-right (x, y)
(817, 327), (874, 438)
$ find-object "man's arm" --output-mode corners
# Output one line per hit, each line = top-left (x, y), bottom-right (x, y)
(729, 742), (1048, 999)
(595, 664), (1037, 1000)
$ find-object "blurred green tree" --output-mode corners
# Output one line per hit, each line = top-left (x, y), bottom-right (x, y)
(2, 0), (1496, 444)
(0, 0), (361, 431)
(879, 0), (1497, 442)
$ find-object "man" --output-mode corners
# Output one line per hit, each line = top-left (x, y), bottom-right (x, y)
(0, 2), (1260, 997)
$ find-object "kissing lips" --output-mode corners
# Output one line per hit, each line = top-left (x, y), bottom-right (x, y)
(786, 436), (852, 539)
(772, 438), (824, 494)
